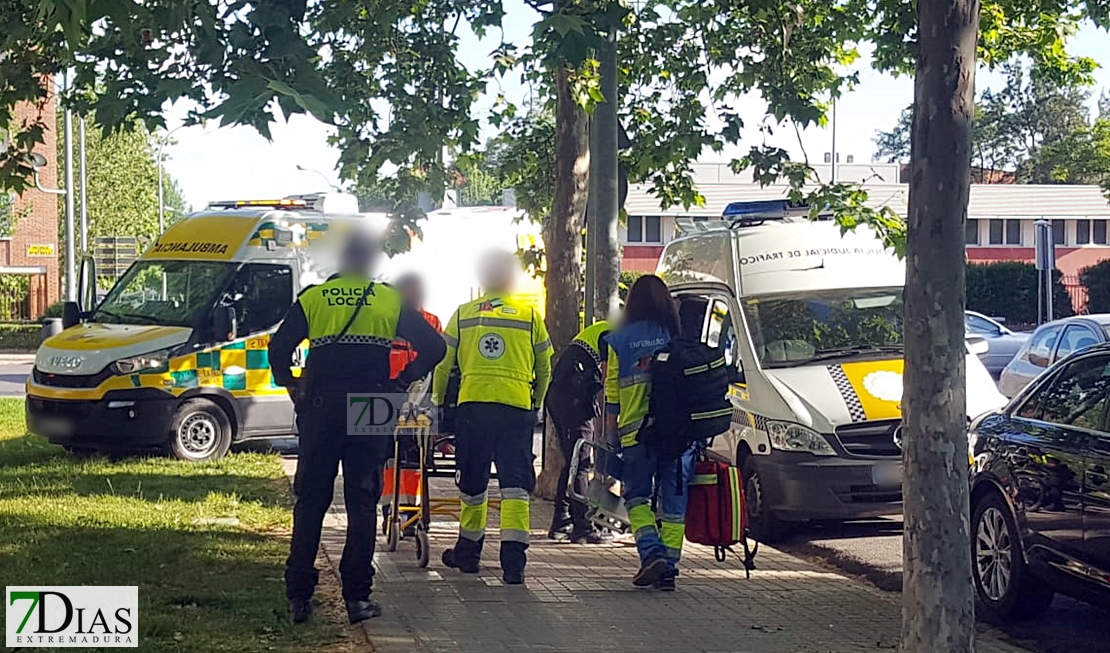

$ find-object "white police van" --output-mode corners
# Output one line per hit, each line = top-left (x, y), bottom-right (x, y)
(658, 200), (1005, 540)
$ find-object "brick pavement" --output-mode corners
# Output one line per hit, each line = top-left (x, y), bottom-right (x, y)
(280, 458), (1027, 653)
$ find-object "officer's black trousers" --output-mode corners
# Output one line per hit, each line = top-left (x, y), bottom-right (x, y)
(550, 413), (593, 534)
(453, 402), (536, 572)
(286, 391), (391, 601)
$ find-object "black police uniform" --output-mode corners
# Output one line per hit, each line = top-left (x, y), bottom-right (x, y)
(270, 274), (445, 606)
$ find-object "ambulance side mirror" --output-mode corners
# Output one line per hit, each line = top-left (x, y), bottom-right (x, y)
(62, 302), (81, 329)
(214, 306), (237, 341)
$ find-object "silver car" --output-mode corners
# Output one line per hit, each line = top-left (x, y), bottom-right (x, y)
(964, 311), (1030, 376)
(998, 314), (1110, 397)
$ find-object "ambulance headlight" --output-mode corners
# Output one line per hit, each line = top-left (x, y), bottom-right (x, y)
(765, 421), (836, 456)
(113, 350), (171, 375)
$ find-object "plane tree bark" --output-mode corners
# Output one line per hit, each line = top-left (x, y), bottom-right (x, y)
(535, 67), (590, 499)
(901, 1), (980, 651)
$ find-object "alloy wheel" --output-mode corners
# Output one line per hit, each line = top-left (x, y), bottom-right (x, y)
(975, 506), (1013, 601)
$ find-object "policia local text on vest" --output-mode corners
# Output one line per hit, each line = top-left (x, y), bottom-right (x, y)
(270, 272), (445, 624)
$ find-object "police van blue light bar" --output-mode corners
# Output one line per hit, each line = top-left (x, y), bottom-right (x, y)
(721, 199), (832, 226)
(722, 199), (794, 218)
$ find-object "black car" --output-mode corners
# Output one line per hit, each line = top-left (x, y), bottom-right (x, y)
(969, 343), (1110, 620)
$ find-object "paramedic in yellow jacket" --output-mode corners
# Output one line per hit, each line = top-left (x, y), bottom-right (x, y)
(432, 249), (553, 585)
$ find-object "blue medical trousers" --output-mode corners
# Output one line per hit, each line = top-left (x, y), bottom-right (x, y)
(621, 443), (696, 576)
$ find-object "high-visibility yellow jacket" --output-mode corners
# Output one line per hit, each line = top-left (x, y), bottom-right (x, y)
(431, 293), (552, 411)
(605, 320), (671, 447)
(270, 274), (445, 390)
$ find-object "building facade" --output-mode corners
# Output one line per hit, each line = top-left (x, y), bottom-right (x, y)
(620, 162), (1110, 277)
(0, 92), (60, 319)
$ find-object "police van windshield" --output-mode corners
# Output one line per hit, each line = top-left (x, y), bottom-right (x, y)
(743, 287), (904, 368)
(94, 261), (236, 328)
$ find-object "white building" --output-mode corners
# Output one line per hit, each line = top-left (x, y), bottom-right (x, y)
(621, 161), (1110, 278)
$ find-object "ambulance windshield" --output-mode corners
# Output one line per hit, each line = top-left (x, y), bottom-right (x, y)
(743, 287), (904, 368)
(94, 261), (236, 328)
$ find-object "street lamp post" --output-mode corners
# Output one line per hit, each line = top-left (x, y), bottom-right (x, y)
(157, 125), (185, 236)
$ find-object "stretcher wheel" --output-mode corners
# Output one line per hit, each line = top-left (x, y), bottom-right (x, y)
(386, 516), (399, 552)
(415, 528), (430, 568)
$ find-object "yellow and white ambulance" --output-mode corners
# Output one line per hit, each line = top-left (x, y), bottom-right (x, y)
(26, 194), (386, 460)
(26, 195), (545, 461)
(659, 200), (1006, 541)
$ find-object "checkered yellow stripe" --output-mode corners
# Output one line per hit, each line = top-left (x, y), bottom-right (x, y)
(246, 221), (330, 247)
(128, 334), (299, 396)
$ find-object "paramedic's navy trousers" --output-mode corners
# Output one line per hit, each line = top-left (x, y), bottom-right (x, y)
(286, 389), (392, 602)
(453, 402), (536, 573)
(622, 443), (696, 576)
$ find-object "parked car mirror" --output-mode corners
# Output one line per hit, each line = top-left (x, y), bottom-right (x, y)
(966, 335), (990, 356)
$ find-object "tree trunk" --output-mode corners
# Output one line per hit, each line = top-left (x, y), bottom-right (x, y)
(587, 35), (622, 322)
(902, 1), (980, 652)
(535, 67), (590, 499)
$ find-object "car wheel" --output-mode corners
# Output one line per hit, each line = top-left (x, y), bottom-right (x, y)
(972, 492), (1053, 621)
(740, 455), (793, 543)
(168, 399), (233, 462)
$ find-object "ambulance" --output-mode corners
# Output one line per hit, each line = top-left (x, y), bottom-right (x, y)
(26, 194), (542, 461)
(658, 200), (1006, 541)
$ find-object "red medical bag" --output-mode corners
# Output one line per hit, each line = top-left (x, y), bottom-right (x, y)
(685, 458), (758, 576)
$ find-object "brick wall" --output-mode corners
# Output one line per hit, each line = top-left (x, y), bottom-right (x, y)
(4, 87), (60, 317)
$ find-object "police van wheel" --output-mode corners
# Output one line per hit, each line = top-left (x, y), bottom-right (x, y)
(169, 399), (233, 462)
(741, 456), (792, 544)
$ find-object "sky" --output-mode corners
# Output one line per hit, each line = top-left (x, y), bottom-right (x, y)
(162, 2), (1110, 210)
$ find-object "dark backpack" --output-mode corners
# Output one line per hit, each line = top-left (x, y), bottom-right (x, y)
(640, 337), (732, 460)
(545, 340), (607, 428)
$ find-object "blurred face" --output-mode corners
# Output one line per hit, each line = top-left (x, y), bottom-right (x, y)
(399, 281), (423, 308)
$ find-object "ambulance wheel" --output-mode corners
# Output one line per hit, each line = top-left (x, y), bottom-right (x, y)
(741, 456), (792, 544)
(168, 399), (232, 462)
(415, 528), (430, 568)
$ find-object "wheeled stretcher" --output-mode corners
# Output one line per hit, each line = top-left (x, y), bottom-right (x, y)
(568, 437), (630, 535)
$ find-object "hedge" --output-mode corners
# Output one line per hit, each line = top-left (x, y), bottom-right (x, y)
(0, 323), (42, 351)
(1080, 260), (1110, 314)
(966, 262), (1074, 325)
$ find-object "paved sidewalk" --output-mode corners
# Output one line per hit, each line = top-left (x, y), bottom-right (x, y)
(280, 458), (1026, 653)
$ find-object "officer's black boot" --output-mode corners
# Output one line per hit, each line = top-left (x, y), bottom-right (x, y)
(288, 598), (313, 624)
(499, 541), (527, 585)
(345, 598), (383, 624)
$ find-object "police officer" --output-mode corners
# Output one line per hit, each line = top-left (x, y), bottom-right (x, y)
(270, 227), (446, 624)
(432, 249), (552, 585)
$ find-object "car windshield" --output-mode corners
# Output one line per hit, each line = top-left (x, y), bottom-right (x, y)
(93, 261), (236, 328)
(742, 287), (904, 368)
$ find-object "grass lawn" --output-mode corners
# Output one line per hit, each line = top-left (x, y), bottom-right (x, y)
(0, 399), (364, 652)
